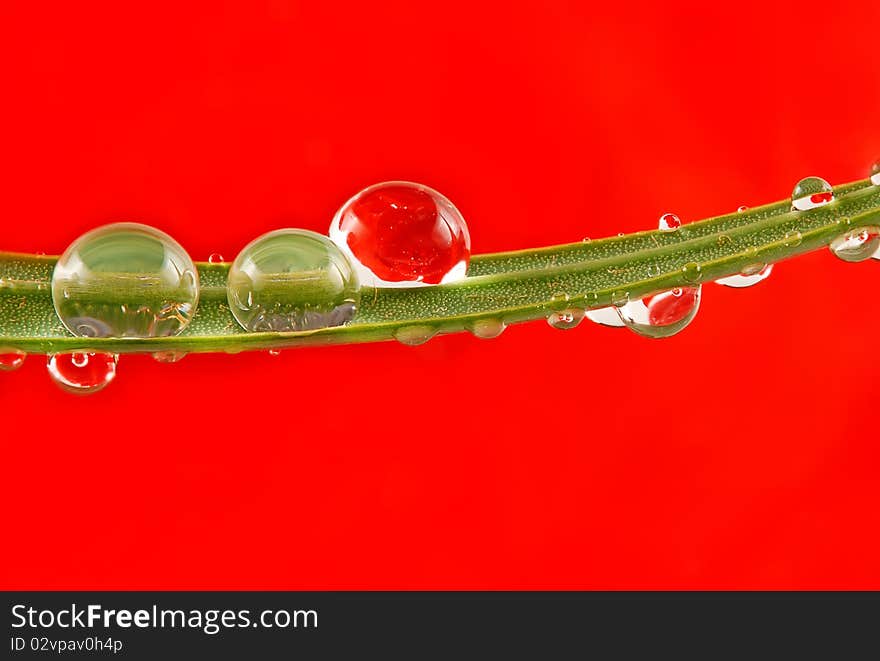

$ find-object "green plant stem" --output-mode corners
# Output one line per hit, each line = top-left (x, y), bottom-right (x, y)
(2, 178), (878, 354)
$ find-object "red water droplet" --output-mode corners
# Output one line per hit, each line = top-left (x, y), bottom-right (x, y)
(331, 182), (470, 285)
(810, 192), (833, 204)
(0, 351), (26, 371)
(47, 352), (117, 394)
(659, 213), (681, 230)
(647, 287), (699, 326)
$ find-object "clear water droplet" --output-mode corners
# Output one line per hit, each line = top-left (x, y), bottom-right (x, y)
(268, 349), (282, 356)
(547, 308), (585, 330)
(228, 229), (360, 332)
(783, 230), (802, 247)
(549, 292), (570, 308)
(0, 349), (26, 372)
(658, 213), (681, 232)
(585, 307), (625, 327)
(394, 325), (436, 346)
(469, 318), (506, 339)
(616, 286), (701, 339)
(329, 181), (470, 287)
(681, 262), (702, 283)
(737, 205), (749, 213)
(208, 253), (225, 264)
(51, 223), (199, 339)
(610, 290), (629, 307)
(870, 159), (880, 186)
(47, 352), (117, 394)
(152, 351), (186, 363)
(830, 227), (880, 263)
(791, 176), (834, 211)
(715, 264), (773, 288)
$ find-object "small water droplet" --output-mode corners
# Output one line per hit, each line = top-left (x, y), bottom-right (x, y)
(783, 230), (802, 247)
(871, 159), (880, 186)
(268, 349), (282, 356)
(549, 292), (570, 309)
(658, 213), (681, 232)
(0, 349), (27, 372)
(47, 352), (118, 395)
(681, 262), (702, 283)
(469, 318), (506, 339)
(208, 253), (225, 264)
(610, 290), (629, 307)
(585, 307), (625, 327)
(582, 237), (592, 243)
(737, 205), (749, 213)
(547, 308), (585, 330)
(153, 351), (187, 363)
(616, 286), (701, 339)
(646, 263), (662, 277)
(791, 176), (834, 211)
(394, 325), (437, 346)
(617, 232), (625, 237)
(716, 264), (773, 288)
(830, 227), (880, 263)
(584, 292), (599, 307)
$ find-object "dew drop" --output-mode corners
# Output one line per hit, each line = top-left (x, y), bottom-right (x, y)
(329, 181), (470, 287)
(830, 227), (880, 263)
(681, 262), (702, 283)
(715, 264), (773, 288)
(617, 286), (701, 339)
(393, 325), (437, 346)
(585, 307), (625, 328)
(47, 352), (117, 395)
(783, 230), (802, 247)
(208, 253), (225, 264)
(0, 349), (26, 372)
(469, 318), (506, 339)
(582, 237), (592, 243)
(737, 205), (749, 213)
(610, 290), (629, 307)
(871, 160), (880, 186)
(658, 213), (681, 232)
(791, 176), (834, 211)
(152, 351), (186, 363)
(547, 308), (585, 330)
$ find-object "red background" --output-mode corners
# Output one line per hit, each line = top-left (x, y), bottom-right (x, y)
(1, 1), (879, 589)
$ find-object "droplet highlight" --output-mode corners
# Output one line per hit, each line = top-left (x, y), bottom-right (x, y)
(791, 176), (834, 211)
(47, 352), (118, 395)
(870, 160), (880, 186)
(0, 350), (26, 372)
(616, 286), (701, 339)
(830, 227), (880, 263)
(585, 307), (625, 328)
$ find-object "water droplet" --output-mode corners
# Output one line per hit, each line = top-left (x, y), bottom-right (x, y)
(208, 253), (225, 264)
(469, 318), (506, 339)
(715, 264), (773, 288)
(658, 213), (681, 232)
(581, 237), (592, 243)
(268, 349), (282, 356)
(830, 227), (880, 263)
(47, 352), (117, 395)
(870, 159), (880, 186)
(681, 262), (702, 283)
(51, 223), (199, 339)
(791, 176), (834, 211)
(0, 349), (26, 371)
(737, 205), (749, 213)
(549, 292), (570, 310)
(617, 286), (701, 339)
(329, 181), (470, 287)
(152, 351), (186, 363)
(393, 325), (437, 346)
(585, 307), (625, 327)
(783, 230), (802, 247)
(227, 229), (360, 332)
(584, 292), (599, 307)
(610, 290), (629, 307)
(547, 308), (585, 330)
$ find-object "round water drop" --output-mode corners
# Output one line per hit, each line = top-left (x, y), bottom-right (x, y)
(681, 262), (702, 283)
(227, 229), (360, 333)
(658, 213), (681, 232)
(616, 286), (701, 339)
(0, 349), (26, 371)
(737, 205), (749, 213)
(585, 307), (625, 327)
(152, 351), (186, 364)
(329, 181), (470, 287)
(268, 349), (282, 356)
(547, 308), (585, 330)
(208, 253), (225, 264)
(870, 160), (880, 186)
(830, 227), (880, 263)
(783, 230), (802, 247)
(393, 325), (437, 346)
(47, 352), (117, 395)
(715, 264), (773, 288)
(469, 318), (506, 339)
(51, 223), (199, 339)
(791, 176), (834, 211)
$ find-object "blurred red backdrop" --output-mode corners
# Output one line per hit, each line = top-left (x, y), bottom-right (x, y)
(1, 1), (878, 589)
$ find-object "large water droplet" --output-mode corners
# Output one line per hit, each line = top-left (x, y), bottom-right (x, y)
(658, 213), (681, 232)
(329, 181), (470, 287)
(830, 227), (880, 263)
(870, 160), (880, 186)
(47, 352), (117, 394)
(616, 286), (701, 338)
(393, 325), (437, 346)
(0, 349), (26, 372)
(791, 176), (834, 211)
(585, 307), (625, 327)
(227, 229), (360, 332)
(547, 308), (585, 330)
(469, 318), (506, 339)
(715, 264), (773, 288)
(51, 223), (199, 339)
(152, 351), (186, 363)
